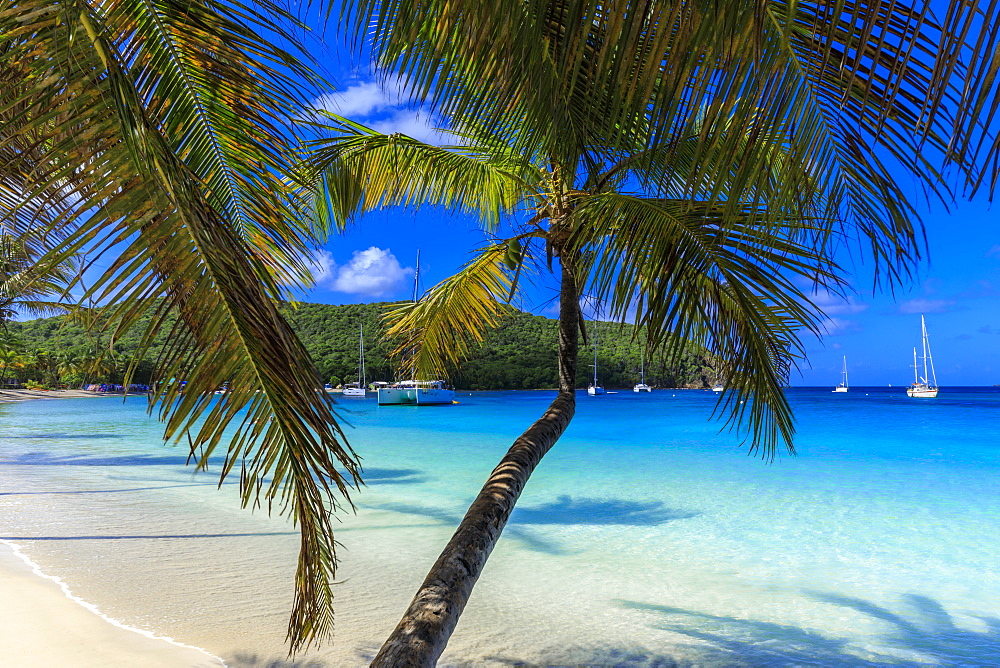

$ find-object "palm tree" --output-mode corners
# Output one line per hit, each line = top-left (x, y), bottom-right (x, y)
(0, 334), (24, 387)
(322, 1), (1000, 663)
(2, 0), (359, 650)
(0, 232), (74, 325)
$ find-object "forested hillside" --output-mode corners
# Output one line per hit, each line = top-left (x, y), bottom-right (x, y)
(5, 302), (715, 389)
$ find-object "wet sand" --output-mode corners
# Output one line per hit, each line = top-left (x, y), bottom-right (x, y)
(0, 541), (223, 667)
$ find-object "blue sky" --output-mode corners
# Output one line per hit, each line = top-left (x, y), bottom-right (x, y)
(295, 61), (999, 387)
(224, 10), (1000, 387)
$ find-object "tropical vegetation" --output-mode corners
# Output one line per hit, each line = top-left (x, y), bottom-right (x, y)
(0, 231), (76, 325)
(317, 0), (1000, 663)
(6, 303), (714, 390)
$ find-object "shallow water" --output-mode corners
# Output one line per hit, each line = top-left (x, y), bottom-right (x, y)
(1, 388), (998, 666)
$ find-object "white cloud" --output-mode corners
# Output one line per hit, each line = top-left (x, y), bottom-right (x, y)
(371, 110), (449, 144)
(313, 80), (403, 117)
(309, 76), (451, 145)
(898, 298), (954, 314)
(986, 244), (1000, 259)
(323, 247), (412, 297)
(307, 249), (336, 285)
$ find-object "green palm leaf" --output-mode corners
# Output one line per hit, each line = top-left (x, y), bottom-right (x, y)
(384, 242), (528, 379)
(574, 193), (839, 456)
(2, 0), (356, 651)
(304, 117), (538, 233)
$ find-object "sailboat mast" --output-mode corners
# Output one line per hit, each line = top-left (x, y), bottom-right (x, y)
(923, 316), (937, 387)
(592, 323), (599, 386)
(358, 323), (365, 386)
(843, 356), (848, 388)
(640, 349), (645, 384)
(912, 347), (919, 384)
(409, 250), (420, 382)
(412, 249), (420, 302)
(921, 315), (929, 383)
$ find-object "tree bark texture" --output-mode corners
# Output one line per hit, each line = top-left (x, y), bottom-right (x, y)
(371, 256), (581, 667)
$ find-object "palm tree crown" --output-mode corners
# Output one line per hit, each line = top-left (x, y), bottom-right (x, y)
(313, 0), (1000, 662)
(2, 0), (360, 651)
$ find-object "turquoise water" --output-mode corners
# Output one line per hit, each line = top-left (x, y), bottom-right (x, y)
(1, 388), (998, 666)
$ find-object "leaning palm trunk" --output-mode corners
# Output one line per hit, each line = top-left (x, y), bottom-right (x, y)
(372, 256), (581, 666)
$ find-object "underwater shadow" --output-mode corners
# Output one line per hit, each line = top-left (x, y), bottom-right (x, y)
(618, 591), (1000, 665)
(618, 600), (863, 665)
(510, 495), (698, 526)
(807, 591), (1000, 665)
(3, 432), (123, 439)
(369, 501), (567, 556)
(1, 532), (298, 541)
(0, 483), (210, 496)
(226, 645), (381, 668)
(224, 654), (329, 668)
(356, 468), (427, 485)
(482, 646), (683, 667)
(4, 452), (219, 467)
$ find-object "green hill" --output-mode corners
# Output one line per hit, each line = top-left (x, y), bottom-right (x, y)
(4, 301), (713, 390)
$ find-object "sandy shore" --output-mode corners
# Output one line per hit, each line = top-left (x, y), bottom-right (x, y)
(0, 541), (224, 667)
(0, 389), (122, 402)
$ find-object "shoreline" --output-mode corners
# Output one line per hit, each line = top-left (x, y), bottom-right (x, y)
(0, 540), (225, 667)
(0, 389), (124, 403)
(0, 386), (719, 404)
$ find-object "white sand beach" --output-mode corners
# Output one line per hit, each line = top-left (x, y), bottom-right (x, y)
(0, 389), (118, 402)
(0, 541), (223, 668)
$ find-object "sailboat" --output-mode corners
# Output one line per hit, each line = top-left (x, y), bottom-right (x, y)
(906, 315), (939, 398)
(378, 250), (455, 406)
(342, 324), (367, 397)
(832, 356), (849, 392)
(587, 319), (605, 395)
(633, 349), (651, 392)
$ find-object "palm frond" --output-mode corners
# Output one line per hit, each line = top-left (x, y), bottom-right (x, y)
(0, 232), (75, 322)
(2, 0), (355, 651)
(383, 243), (525, 379)
(345, 0), (999, 273)
(574, 193), (840, 458)
(304, 117), (539, 233)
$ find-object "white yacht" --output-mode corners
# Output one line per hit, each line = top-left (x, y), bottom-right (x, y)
(377, 379), (455, 405)
(906, 315), (939, 398)
(833, 356), (849, 392)
(711, 384), (724, 393)
(342, 324), (367, 397)
(633, 350), (651, 392)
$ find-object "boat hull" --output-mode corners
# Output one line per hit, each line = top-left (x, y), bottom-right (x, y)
(377, 387), (417, 405)
(342, 388), (366, 397)
(832, 386), (848, 393)
(906, 387), (939, 398)
(377, 387), (455, 405)
(416, 388), (455, 405)
(587, 386), (605, 395)
(633, 384), (651, 392)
